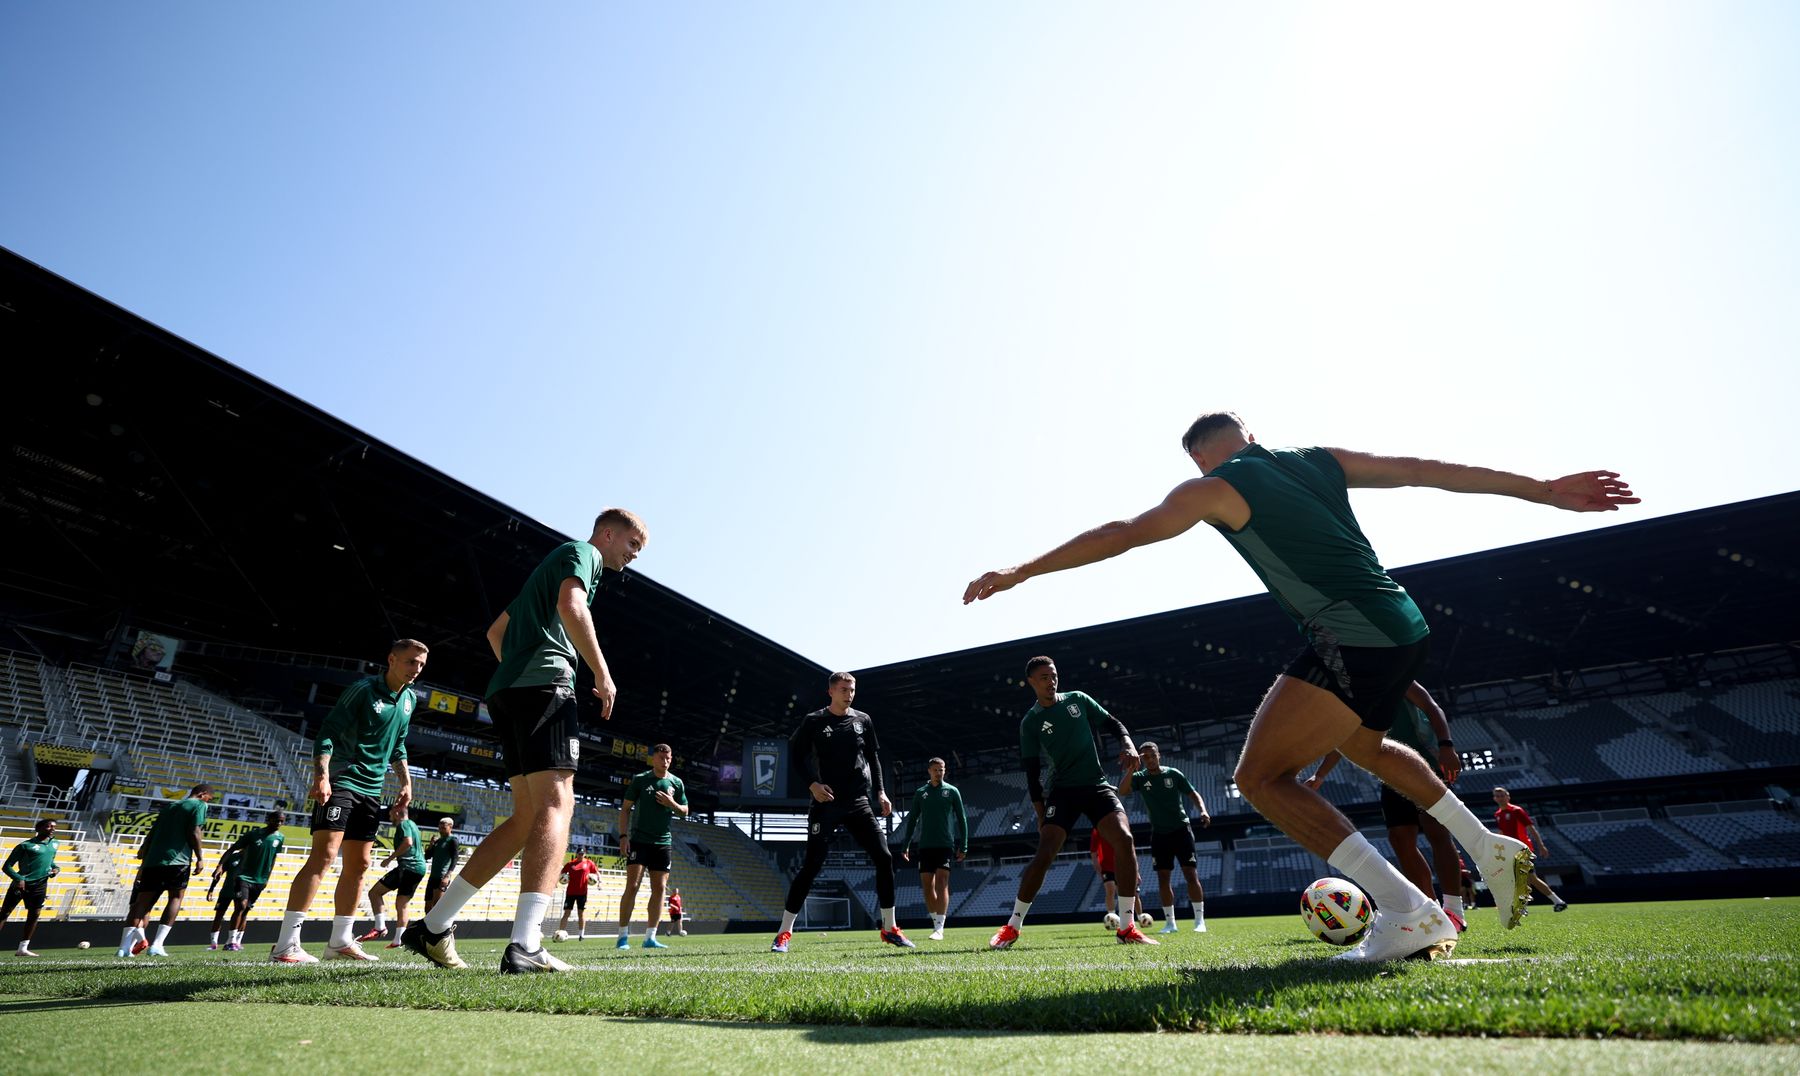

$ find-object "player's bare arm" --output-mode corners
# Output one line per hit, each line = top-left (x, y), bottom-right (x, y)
(618, 801), (635, 856)
(485, 610), (510, 661)
(391, 758), (412, 816)
(963, 478), (1236, 603)
(557, 577), (618, 719)
(1327, 449), (1639, 512)
(311, 753), (331, 803)
(1191, 791), (1211, 827)
(1405, 681), (1461, 785)
(1304, 751), (1344, 790)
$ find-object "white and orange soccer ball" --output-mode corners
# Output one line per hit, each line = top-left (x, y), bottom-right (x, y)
(1300, 876), (1372, 946)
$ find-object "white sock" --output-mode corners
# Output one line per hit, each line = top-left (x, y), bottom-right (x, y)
(18, 941), (30, 953)
(1116, 896), (1136, 924)
(232, 930), (244, 945)
(276, 912), (304, 950)
(1195, 901), (1206, 927)
(118, 927), (135, 952)
(932, 913), (945, 930)
(1328, 832), (1430, 915)
(1008, 898), (1031, 929)
(1443, 894), (1465, 916)
(152, 923), (172, 948)
(617, 922), (631, 939)
(424, 876), (479, 933)
(646, 924), (658, 939)
(880, 906), (897, 931)
(373, 912), (387, 932)
(1165, 906), (1177, 925)
(329, 916), (354, 948)
(779, 910), (798, 935)
(1425, 792), (1498, 857)
(511, 892), (552, 949)
(209, 931), (219, 945)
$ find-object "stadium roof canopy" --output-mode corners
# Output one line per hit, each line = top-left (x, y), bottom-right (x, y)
(6, 245), (1798, 786)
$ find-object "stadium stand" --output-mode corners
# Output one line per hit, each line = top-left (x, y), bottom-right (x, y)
(1231, 837), (1330, 896)
(1667, 801), (1800, 868)
(1551, 809), (1735, 874)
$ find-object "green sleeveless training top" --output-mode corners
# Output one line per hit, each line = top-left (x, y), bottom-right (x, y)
(1207, 444), (1428, 648)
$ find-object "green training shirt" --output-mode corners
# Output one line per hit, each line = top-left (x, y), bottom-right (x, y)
(1129, 766), (1197, 833)
(426, 834), (461, 877)
(393, 818), (427, 873)
(898, 781), (969, 852)
(230, 828), (286, 886)
(1020, 691), (1114, 795)
(1208, 444), (1429, 648)
(141, 797), (208, 867)
(488, 540), (605, 695)
(3, 837), (57, 884)
(316, 675), (414, 798)
(624, 770), (687, 846)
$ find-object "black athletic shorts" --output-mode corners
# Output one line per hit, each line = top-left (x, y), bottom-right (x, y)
(489, 684), (581, 777)
(626, 843), (673, 873)
(1099, 870), (1117, 884)
(425, 872), (450, 906)
(132, 863), (191, 899)
(1150, 828), (1198, 871)
(379, 866), (426, 897)
(1284, 635), (1430, 732)
(914, 846), (954, 873)
(563, 891), (588, 913)
(312, 787), (384, 842)
(215, 877), (266, 913)
(1041, 785), (1126, 831)
(1380, 783), (1427, 829)
(2, 878), (47, 915)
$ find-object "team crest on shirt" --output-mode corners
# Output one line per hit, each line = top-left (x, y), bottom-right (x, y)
(852, 720), (862, 735)
(1066, 703), (1080, 717)
(373, 701), (386, 714)
(403, 696), (413, 714)
(1163, 777), (1173, 788)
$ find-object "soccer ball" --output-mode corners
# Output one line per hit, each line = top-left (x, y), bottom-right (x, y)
(1300, 876), (1372, 946)
(1136, 912), (1153, 929)
(1102, 912), (1122, 930)
(551, 929), (570, 943)
(77, 941), (91, 949)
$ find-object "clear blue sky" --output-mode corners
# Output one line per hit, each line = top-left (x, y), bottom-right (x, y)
(5, 3), (1796, 669)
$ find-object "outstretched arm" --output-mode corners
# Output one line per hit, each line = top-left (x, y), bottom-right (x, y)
(1405, 681), (1461, 785)
(1327, 450), (1638, 512)
(963, 478), (1235, 603)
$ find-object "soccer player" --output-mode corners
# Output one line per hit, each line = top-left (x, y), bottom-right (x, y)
(271, 639), (426, 964)
(896, 756), (968, 940)
(772, 672), (913, 953)
(120, 783), (213, 957)
(990, 656), (1157, 949)
(208, 810), (286, 951)
(667, 887), (686, 936)
(1119, 742), (1213, 933)
(1089, 825), (1143, 924)
(1, 819), (59, 957)
(965, 412), (1636, 961)
(557, 851), (599, 940)
(616, 743), (688, 950)
(407, 508), (648, 974)
(1492, 788), (1569, 912)
(1307, 683), (1468, 927)
(422, 817), (460, 912)
(361, 812), (428, 946)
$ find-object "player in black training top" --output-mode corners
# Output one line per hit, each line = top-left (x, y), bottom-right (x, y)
(771, 672), (914, 953)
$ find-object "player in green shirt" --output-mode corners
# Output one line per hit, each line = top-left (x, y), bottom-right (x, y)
(897, 757), (968, 940)
(615, 743), (688, 950)
(1119, 743), (1212, 934)
(273, 638), (426, 964)
(2, 818), (60, 957)
(965, 410), (1636, 961)
(120, 783), (213, 957)
(208, 810), (287, 950)
(362, 814), (429, 948)
(409, 508), (648, 975)
(422, 817), (461, 912)
(1308, 682), (1469, 927)
(988, 656), (1156, 950)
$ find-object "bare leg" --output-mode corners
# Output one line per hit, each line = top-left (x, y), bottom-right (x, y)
(1181, 862), (1205, 904)
(646, 871), (667, 931)
(1388, 823), (1433, 896)
(515, 771), (576, 895)
(1420, 815), (1461, 900)
(1232, 677), (1366, 856)
(619, 865), (643, 928)
(284, 831), (346, 913)
(1156, 867), (1175, 910)
(1097, 812), (1138, 899)
(333, 841), (374, 916)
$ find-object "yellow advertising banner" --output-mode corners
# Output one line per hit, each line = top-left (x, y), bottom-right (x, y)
(428, 690), (460, 714)
(33, 743), (98, 769)
(416, 800), (461, 815)
(107, 810), (314, 846)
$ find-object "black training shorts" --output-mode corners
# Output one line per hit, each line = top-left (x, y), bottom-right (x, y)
(1284, 636), (1430, 732)
(488, 684), (582, 777)
(563, 891), (588, 913)
(2, 879), (47, 915)
(626, 843), (673, 873)
(1380, 784), (1427, 830)
(312, 788), (384, 842)
(379, 866), (426, 897)
(132, 863), (191, 899)
(1150, 827), (1198, 872)
(1041, 785), (1125, 831)
(914, 846), (954, 873)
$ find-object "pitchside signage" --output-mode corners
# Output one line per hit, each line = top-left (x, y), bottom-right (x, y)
(743, 739), (787, 798)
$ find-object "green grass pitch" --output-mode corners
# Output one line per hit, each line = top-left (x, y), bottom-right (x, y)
(0, 898), (1794, 1074)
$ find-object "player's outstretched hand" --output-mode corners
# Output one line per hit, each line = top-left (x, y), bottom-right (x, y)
(963, 569), (1022, 604)
(1545, 471), (1639, 512)
(594, 672), (618, 720)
